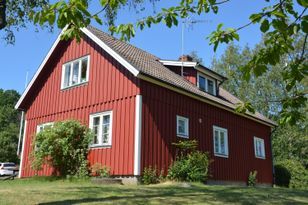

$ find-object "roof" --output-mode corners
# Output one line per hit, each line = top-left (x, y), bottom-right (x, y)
(15, 25), (276, 127)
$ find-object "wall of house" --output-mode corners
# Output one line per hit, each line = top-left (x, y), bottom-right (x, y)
(140, 80), (273, 184)
(20, 36), (140, 177)
(166, 66), (197, 85)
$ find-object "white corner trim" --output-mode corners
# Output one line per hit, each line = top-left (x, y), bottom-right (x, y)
(134, 95), (142, 176)
(81, 28), (140, 77)
(15, 26), (140, 110)
(159, 60), (197, 67)
(18, 120), (27, 178)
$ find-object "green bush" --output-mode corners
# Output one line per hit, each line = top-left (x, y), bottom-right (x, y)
(275, 159), (308, 189)
(32, 120), (93, 177)
(91, 163), (110, 177)
(274, 164), (291, 187)
(142, 166), (158, 185)
(248, 170), (258, 187)
(168, 151), (210, 182)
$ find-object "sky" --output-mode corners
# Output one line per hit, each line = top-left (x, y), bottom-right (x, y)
(0, 0), (270, 94)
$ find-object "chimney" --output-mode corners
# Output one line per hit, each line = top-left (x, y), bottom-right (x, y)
(178, 55), (193, 62)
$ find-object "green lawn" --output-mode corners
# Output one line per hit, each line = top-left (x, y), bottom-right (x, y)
(0, 178), (307, 205)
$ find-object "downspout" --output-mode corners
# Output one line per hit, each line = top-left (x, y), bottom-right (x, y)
(17, 110), (25, 156)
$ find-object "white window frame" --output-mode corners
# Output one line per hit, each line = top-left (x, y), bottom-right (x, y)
(61, 55), (90, 89)
(197, 72), (216, 95)
(89, 110), (113, 147)
(213, 126), (229, 158)
(254, 137), (266, 159)
(36, 122), (54, 133)
(176, 115), (189, 138)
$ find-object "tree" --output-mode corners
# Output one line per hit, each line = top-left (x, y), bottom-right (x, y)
(32, 120), (93, 177)
(0, 89), (20, 163)
(0, 0), (307, 125)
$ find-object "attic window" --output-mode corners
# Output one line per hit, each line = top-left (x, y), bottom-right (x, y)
(61, 56), (90, 89)
(197, 73), (216, 95)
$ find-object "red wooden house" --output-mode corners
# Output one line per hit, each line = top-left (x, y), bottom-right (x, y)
(15, 26), (276, 185)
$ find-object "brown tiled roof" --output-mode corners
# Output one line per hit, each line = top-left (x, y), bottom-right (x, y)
(87, 26), (276, 126)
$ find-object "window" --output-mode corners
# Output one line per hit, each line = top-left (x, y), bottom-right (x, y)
(89, 111), (113, 147)
(176, 115), (189, 138)
(213, 126), (228, 157)
(197, 73), (216, 95)
(36, 122), (54, 133)
(254, 137), (265, 159)
(61, 56), (89, 89)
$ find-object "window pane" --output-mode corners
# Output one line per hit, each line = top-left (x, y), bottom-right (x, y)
(93, 117), (100, 144)
(220, 132), (225, 154)
(198, 76), (206, 91)
(178, 119), (186, 134)
(102, 134), (109, 144)
(214, 130), (219, 153)
(64, 64), (71, 87)
(81, 58), (88, 82)
(207, 80), (214, 95)
(72, 62), (79, 85)
(103, 115), (110, 124)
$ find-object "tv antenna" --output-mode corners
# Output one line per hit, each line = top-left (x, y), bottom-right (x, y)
(181, 17), (209, 75)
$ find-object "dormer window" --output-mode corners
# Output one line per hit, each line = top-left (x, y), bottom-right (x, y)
(61, 55), (90, 89)
(197, 73), (216, 95)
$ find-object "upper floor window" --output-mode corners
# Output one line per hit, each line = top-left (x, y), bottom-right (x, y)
(213, 126), (228, 158)
(197, 73), (216, 95)
(89, 111), (113, 147)
(176, 115), (189, 138)
(61, 56), (90, 89)
(254, 137), (265, 159)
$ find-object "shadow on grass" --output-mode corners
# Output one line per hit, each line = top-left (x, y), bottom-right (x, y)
(38, 184), (308, 205)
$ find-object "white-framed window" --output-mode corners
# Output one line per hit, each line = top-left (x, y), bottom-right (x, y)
(89, 111), (113, 147)
(254, 137), (265, 159)
(197, 72), (216, 95)
(176, 115), (189, 138)
(36, 122), (54, 133)
(213, 126), (229, 157)
(61, 55), (90, 89)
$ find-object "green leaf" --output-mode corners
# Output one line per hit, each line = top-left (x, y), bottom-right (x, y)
(93, 15), (102, 25)
(249, 13), (263, 23)
(297, 0), (308, 7)
(301, 19), (308, 33)
(260, 19), (270, 33)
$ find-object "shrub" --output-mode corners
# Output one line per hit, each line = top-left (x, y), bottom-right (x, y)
(168, 151), (210, 182)
(248, 170), (258, 187)
(275, 159), (308, 189)
(91, 163), (110, 177)
(274, 164), (291, 187)
(142, 166), (158, 185)
(31, 120), (93, 177)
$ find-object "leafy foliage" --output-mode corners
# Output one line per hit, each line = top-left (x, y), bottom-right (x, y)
(32, 120), (93, 177)
(168, 140), (211, 182)
(275, 159), (308, 189)
(248, 170), (258, 187)
(91, 163), (110, 177)
(142, 166), (159, 185)
(0, 89), (20, 163)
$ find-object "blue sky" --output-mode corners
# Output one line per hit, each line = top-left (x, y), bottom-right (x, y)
(0, 0), (270, 94)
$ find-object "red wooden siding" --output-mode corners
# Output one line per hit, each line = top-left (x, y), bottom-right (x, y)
(21, 36), (140, 177)
(140, 80), (273, 184)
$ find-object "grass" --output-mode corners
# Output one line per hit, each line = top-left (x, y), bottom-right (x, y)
(0, 178), (307, 205)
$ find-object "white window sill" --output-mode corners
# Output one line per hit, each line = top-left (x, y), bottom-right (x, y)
(61, 81), (88, 91)
(177, 134), (189, 138)
(89, 144), (111, 149)
(255, 155), (266, 160)
(214, 153), (229, 158)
